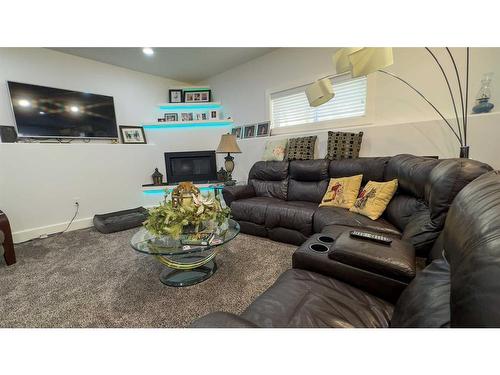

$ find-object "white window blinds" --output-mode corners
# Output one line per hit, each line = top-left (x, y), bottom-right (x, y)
(271, 75), (367, 128)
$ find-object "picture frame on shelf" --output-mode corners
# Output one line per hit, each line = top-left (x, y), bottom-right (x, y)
(243, 124), (256, 138)
(164, 113), (178, 122)
(169, 89), (183, 103)
(181, 112), (194, 122)
(209, 110), (219, 120)
(256, 121), (270, 137)
(119, 126), (147, 144)
(195, 112), (208, 121)
(184, 89), (212, 103)
(231, 126), (242, 139)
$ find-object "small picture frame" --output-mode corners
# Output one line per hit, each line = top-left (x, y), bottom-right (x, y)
(256, 121), (270, 137)
(164, 113), (178, 122)
(195, 112), (209, 121)
(119, 126), (147, 144)
(169, 89), (183, 103)
(181, 112), (194, 122)
(231, 126), (242, 139)
(184, 89), (212, 103)
(243, 124), (256, 138)
(209, 110), (219, 120)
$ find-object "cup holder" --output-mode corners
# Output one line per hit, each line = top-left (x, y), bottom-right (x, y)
(309, 243), (329, 253)
(318, 235), (334, 244)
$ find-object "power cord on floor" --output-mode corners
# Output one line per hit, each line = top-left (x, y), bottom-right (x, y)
(13, 202), (80, 245)
(59, 202), (79, 235)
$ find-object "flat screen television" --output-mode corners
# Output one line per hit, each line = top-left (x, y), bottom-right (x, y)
(7, 81), (118, 139)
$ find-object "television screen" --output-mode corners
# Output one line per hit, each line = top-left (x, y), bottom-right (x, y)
(8, 81), (118, 139)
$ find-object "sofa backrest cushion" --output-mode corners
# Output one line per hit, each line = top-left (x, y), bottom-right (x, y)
(328, 157), (389, 184)
(398, 158), (492, 256)
(382, 155), (439, 241)
(425, 158), (493, 230)
(384, 154), (440, 199)
(248, 161), (289, 200)
(442, 170), (500, 327)
(287, 160), (329, 203)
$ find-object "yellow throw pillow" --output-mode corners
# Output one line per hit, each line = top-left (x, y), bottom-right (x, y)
(349, 179), (398, 220)
(319, 175), (363, 209)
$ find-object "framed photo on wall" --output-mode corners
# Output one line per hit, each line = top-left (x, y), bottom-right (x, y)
(231, 126), (242, 139)
(169, 89), (183, 103)
(119, 126), (147, 144)
(243, 124), (256, 138)
(184, 89), (212, 103)
(256, 121), (270, 137)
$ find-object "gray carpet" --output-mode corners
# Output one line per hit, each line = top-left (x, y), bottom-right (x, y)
(0, 228), (296, 328)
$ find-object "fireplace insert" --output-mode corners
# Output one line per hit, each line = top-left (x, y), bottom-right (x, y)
(164, 151), (217, 184)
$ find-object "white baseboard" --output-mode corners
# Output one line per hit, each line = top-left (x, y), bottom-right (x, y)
(13, 217), (94, 244)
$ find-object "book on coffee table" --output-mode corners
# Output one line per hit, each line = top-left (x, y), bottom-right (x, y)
(181, 232), (215, 246)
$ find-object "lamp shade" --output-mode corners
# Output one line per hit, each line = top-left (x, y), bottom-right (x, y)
(216, 133), (241, 153)
(306, 77), (335, 107)
(334, 47), (394, 77)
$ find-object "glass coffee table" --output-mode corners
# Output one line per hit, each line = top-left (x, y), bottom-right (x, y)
(130, 219), (240, 287)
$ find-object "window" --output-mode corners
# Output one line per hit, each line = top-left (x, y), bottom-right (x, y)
(270, 75), (367, 130)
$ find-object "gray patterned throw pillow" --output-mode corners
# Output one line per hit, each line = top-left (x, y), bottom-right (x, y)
(325, 131), (363, 160)
(286, 136), (317, 161)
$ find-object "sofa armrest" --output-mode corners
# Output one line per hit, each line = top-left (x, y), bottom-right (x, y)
(292, 233), (414, 303)
(222, 184), (255, 206)
(330, 231), (416, 283)
(190, 312), (258, 328)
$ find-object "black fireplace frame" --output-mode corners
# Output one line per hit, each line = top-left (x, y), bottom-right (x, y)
(164, 150), (217, 184)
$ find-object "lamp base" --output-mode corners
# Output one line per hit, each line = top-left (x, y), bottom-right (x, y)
(459, 146), (470, 158)
(224, 179), (236, 186)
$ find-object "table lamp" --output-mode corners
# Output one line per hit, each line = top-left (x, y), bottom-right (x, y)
(216, 133), (242, 186)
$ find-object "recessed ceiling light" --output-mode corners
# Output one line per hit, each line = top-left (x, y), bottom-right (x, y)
(70, 106), (80, 113)
(18, 99), (31, 107)
(142, 47), (154, 56)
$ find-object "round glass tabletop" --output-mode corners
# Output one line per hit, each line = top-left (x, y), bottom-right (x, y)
(130, 219), (240, 256)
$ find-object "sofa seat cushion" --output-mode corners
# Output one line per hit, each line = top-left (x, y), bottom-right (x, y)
(313, 206), (402, 237)
(241, 269), (394, 328)
(230, 197), (282, 225)
(265, 200), (318, 236)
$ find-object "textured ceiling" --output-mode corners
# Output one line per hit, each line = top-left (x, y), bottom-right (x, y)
(50, 47), (277, 83)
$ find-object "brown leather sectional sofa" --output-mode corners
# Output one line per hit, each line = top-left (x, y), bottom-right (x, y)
(224, 154), (491, 257)
(192, 155), (500, 327)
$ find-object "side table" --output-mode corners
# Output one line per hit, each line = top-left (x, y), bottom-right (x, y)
(0, 210), (16, 266)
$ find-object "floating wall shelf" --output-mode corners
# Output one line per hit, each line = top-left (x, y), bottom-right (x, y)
(158, 102), (222, 111)
(143, 183), (224, 195)
(143, 120), (233, 130)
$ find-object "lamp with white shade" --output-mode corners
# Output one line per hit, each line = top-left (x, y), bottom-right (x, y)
(307, 47), (471, 158)
(216, 133), (242, 186)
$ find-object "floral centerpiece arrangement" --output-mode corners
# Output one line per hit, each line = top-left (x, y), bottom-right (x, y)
(144, 182), (231, 238)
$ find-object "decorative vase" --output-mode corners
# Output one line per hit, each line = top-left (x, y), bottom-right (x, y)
(460, 146), (470, 158)
(472, 73), (494, 114)
(472, 98), (494, 114)
(182, 222), (207, 234)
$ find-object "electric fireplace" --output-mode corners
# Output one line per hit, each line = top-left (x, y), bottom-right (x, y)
(164, 151), (217, 184)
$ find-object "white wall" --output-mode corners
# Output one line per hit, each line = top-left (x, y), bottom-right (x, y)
(0, 48), (229, 242)
(2, 47), (500, 242)
(202, 48), (500, 182)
